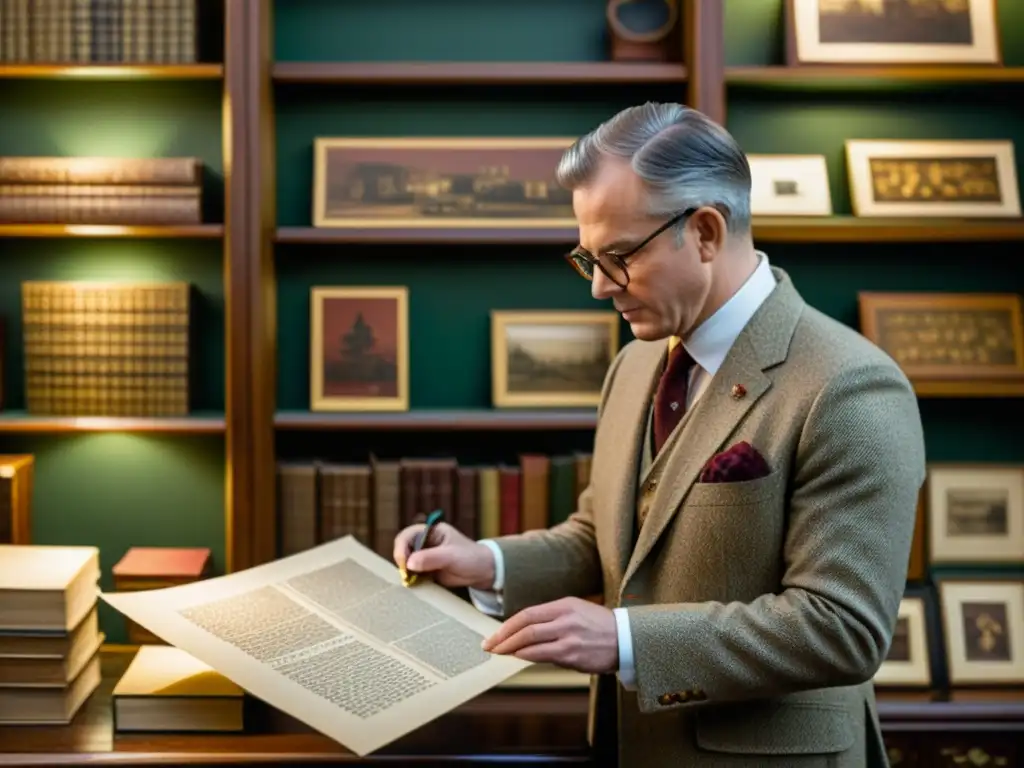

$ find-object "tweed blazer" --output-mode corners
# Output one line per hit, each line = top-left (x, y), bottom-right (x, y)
(491, 267), (926, 767)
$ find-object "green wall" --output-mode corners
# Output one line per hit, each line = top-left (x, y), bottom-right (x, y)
(0, 79), (226, 643)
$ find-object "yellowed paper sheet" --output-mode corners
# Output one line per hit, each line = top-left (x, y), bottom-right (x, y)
(100, 536), (531, 756)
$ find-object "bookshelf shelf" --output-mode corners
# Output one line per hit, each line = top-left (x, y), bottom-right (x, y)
(752, 217), (1024, 243)
(0, 64), (223, 80)
(0, 412), (226, 434)
(276, 226), (579, 245)
(271, 61), (687, 85)
(727, 65), (1024, 87)
(274, 409), (598, 431)
(0, 224), (224, 239)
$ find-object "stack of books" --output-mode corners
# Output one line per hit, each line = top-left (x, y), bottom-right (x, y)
(0, 545), (103, 724)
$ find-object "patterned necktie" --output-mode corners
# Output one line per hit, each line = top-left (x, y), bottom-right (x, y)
(653, 343), (694, 454)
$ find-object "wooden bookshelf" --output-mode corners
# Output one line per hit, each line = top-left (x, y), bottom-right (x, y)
(275, 409), (598, 431)
(0, 64), (223, 79)
(727, 65), (1024, 87)
(0, 224), (224, 239)
(276, 226), (579, 245)
(272, 61), (687, 84)
(0, 412), (226, 434)
(752, 217), (1024, 243)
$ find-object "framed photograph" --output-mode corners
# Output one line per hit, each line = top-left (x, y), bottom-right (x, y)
(925, 464), (1024, 565)
(874, 592), (933, 688)
(312, 137), (577, 229)
(491, 310), (619, 408)
(309, 286), (409, 412)
(747, 154), (833, 217)
(845, 139), (1021, 218)
(939, 579), (1024, 686)
(857, 292), (1024, 392)
(787, 0), (1001, 65)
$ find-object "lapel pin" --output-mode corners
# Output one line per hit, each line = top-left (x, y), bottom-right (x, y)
(731, 384), (746, 399)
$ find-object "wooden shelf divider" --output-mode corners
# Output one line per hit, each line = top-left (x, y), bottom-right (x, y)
(0, 412), (226, 434)
(272, 61), (687, 84)
(0, 64), (223, 79)
(0, 224), (224, 239)
(275, 409), (598, 431)
(275, 225), (579, 245)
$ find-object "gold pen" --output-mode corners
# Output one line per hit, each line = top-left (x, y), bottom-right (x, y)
(401, 509), (444, 587)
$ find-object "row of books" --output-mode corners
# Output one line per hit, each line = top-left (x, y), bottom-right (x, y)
(0, 0), (198, 64)
(276, 451), (594, 561)
(0, 156), (203, 225)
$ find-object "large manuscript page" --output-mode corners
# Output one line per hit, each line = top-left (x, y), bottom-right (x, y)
(100, 536), (531, 756)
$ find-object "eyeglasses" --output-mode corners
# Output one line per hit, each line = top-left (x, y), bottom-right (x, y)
(564, 208), (696, 289)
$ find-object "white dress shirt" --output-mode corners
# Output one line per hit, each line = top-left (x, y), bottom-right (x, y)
(469, 252), (778, 688)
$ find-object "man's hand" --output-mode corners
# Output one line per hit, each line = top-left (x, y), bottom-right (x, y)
(392, 522), (496, 591)
(482, 597), (619, 674)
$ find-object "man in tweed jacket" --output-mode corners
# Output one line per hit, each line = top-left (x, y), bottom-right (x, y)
(396, 103), (926, 767)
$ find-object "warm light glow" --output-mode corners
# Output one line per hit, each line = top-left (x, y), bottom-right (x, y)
(63, 225), (134, 236)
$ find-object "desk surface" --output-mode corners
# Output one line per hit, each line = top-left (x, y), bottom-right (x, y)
(2, 650), (1023, 766)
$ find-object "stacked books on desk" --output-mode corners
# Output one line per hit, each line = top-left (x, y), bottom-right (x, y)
(112, 645), (245, 733)
(0, 545), (103, 724)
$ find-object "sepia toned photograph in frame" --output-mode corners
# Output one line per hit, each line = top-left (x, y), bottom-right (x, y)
(309, 286), (409, 412)
(938, 579), (1024, 686)
(490, 310), (620, 408)
(857, 292), (1024, 395)
(925, 463), (1024, 566)
(747, 154), (833, 217)
(845, 139), (1021, 218)
(786, 0), (1001, 65)
(312, 137), (577, 229)
(873, 592), (933, 688)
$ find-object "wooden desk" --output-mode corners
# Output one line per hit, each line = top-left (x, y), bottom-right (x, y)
(2, 650), (1022, 766)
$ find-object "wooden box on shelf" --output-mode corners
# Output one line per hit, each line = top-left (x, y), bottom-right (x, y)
(112, 547), (211, 645)
(0, 454), (33, 545)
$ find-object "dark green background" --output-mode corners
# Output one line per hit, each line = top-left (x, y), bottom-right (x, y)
(2, 0), (1021, 643)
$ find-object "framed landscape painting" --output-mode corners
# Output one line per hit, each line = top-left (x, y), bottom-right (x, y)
(491, 311), (619, 408)
(787, 0), (1001, 65)
(310, 286), (409, 412)
(312, 137), (577, 229)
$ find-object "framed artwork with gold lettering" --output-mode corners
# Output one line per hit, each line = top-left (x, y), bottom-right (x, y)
(925, 464), (1024, 566)
(858, 292), (1024, 395)
(845, 139), (1020, 218)
(786, 0), (1001, 66)
(938, 579), (1024, 686)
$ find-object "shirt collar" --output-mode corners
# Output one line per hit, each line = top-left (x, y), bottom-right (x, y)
(669, 252), (776, 375)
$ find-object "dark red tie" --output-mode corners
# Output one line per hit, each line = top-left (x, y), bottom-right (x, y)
(653, 343), (694, 454)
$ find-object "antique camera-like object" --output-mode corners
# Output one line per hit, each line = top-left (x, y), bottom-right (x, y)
(607, 0), (680, 62)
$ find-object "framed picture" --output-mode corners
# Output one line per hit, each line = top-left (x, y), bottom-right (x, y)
(925, 464), (1024, 565)
(786, 0), (1001, 65)
(309, 286), (409, 412)
(939, 579), (1024, 686)
(747, 154), (833, 217)
(491, 310), (619, 408)
(857, 292), (1024, 393)
(906, 488), (926, 582)
(312, 137), (577, 229)
(845, 139), (1021, 218)
(874, 592), (933, 688)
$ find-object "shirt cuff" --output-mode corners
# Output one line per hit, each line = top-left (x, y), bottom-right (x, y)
(467, 540), (505, 617)
(479, 539), (504, 590)
(613, 607), (636, 690)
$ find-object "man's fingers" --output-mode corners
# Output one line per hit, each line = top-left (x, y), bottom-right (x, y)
(482, 600), (568, 651)
(392, 524), (424, 569)
(511, 640), (572, 665)
(405, 545), (452, 573)
(487, 619), (562, 656)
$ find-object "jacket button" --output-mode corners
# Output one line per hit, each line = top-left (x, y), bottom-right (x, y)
(657, 693), (673, 706)
(672, 690), (690, 703)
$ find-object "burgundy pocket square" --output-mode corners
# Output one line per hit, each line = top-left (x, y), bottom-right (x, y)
(699, 441), (771, 483)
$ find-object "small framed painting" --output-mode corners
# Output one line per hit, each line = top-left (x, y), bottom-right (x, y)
(939, 579), (1024, 686)
(786, 0), (1001, 65)
(747, 154), (832, 216)
(491, 310), (619, 408)
(310, 286), (409, 412)
(926, 464), (1024, 566)
(845, 139), (1021, 218)
(874, 592), (933, 688)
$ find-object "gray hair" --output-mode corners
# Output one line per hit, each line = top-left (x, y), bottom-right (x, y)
(555, 102), (751, 238)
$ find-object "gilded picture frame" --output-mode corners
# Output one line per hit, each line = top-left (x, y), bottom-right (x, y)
(309, 286), (409, 412)
(925, 463), (1024, 566)
(845, 139), (1021, 218)
(938, 579), (1024, 686)
(312, 137), (578, 229)
(786, 0), (1002, 66)
(491, 310), (620, 408)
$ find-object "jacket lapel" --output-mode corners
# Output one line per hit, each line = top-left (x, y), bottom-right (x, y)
(619, 268), (805, 590)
